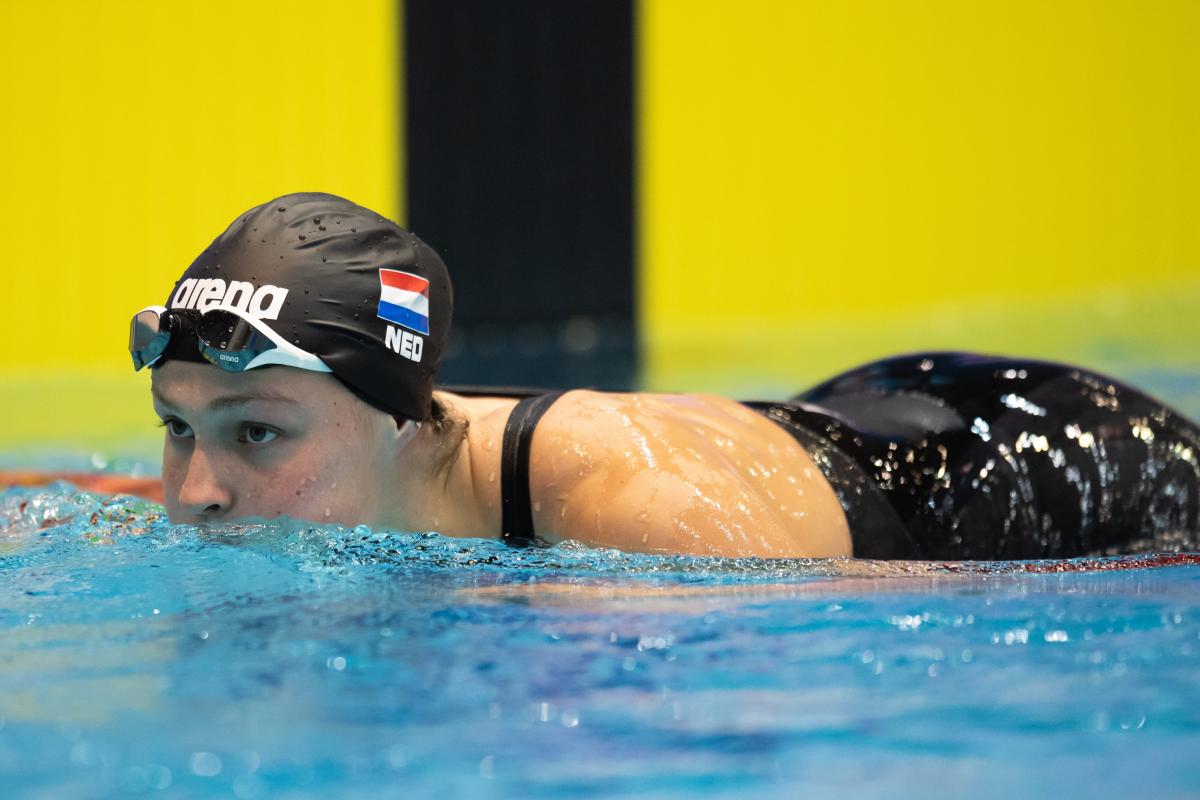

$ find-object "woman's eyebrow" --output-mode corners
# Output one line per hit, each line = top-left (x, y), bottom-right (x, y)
(149, 385), (299, 412)
(205, 392), (300, 411)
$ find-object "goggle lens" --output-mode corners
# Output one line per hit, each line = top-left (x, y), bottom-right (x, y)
(129, 309), (171, 370)
(194, 310), (278, 371)
(128, 308), (281, 372)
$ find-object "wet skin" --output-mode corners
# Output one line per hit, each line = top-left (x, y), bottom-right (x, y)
(151, 362), (853, 558)
(152, 362), (406, 528)
(517, 391), (852, 557)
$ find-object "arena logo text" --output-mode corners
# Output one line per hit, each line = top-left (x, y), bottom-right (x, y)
(170, 278), (289, 320)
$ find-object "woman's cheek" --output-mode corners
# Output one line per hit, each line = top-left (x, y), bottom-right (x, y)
(160, 456), (185, 516)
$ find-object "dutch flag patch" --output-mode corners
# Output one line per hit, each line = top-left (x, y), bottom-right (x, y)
(376, 269), (430, 335)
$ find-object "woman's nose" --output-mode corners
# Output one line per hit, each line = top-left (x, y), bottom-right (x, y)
(176, 445), (233, 519)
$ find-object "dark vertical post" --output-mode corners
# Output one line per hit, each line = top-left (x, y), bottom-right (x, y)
(404, 0), (636, 389)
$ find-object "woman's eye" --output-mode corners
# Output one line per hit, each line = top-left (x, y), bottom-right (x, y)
(241, 425), (279, 445)
(164, 419), (193, 438)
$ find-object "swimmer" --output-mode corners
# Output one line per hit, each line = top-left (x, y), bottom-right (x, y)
(127, 192), (1200, 560)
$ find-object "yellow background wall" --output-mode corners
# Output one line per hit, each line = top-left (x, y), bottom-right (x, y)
(0, 0), (400, 453)
(640, 0), (1200, 395)
(3, 0), (1198, 460)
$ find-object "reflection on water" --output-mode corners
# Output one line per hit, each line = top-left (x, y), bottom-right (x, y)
(0, 483), (1199, 798)
(0, 619), (175, 725)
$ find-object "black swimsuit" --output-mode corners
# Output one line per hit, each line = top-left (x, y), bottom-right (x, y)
(494, 353), (1200, 560)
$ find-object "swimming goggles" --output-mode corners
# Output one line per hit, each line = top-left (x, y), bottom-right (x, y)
(129, 305), (332, 373)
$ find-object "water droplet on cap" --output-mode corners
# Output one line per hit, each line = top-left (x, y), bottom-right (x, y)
(277, 207), (286, 212)
(298, 234), (306, 241)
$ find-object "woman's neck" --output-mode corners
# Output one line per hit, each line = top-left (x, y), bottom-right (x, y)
(384, 393), (517, 537)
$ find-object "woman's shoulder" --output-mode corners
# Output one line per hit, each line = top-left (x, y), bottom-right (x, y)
(535, 389), (807, 475)
(525, 389), (852, 557)
(543, 389), (763, 431)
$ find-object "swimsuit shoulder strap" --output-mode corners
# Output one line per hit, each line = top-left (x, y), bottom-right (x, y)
(500, 391), (566, 545)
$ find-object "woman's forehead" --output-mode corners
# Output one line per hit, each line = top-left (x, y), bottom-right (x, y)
(150, 361), (347, 412)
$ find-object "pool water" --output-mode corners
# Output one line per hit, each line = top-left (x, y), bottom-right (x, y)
(1, 483), (1198, 798)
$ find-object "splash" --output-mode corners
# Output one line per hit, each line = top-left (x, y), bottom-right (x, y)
(2, 483), (1194, 581)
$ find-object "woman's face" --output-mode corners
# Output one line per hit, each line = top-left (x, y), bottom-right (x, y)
(151, 361), (400, 528)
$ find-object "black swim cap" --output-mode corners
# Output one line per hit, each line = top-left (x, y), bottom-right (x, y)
(161, 192), (453, 421)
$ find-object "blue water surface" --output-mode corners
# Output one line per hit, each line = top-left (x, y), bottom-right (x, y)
(1, 483), (1198, 799)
